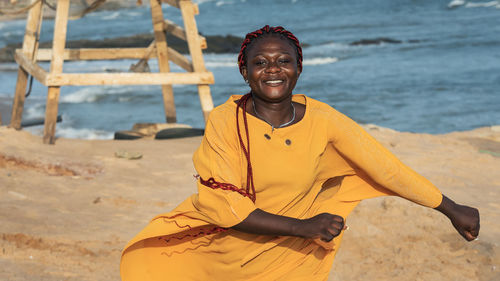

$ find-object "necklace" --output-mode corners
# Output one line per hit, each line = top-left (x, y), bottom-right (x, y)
(252, 98), (296, 131)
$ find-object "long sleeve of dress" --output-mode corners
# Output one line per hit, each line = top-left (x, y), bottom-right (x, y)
(326, 107), (442, 208)
(190, 109), (257, 228)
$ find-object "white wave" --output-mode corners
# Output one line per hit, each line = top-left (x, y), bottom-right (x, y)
(193, 0), (216, 4)
(61, 86), (127, 104)
(448, 0), (466, 8)
(62, 88), (102, 103)
(303, 57), (338, 66)
(0, 63), (19, 72)
(465, 0), (498, 7)
(206, 61), (238, 68)
(55, 127), (114, 140)
(216, 1), (234, 6)
(25, 126), (113, 140)
(101, 11), (121, 20)
(24, 103), (46, 119)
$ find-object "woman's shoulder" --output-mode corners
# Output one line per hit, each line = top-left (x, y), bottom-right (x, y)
(303, 95), (343, 120)
(205, 96), (239, 133)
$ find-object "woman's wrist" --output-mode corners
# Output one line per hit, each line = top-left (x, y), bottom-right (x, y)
(434, 194), (457, 218)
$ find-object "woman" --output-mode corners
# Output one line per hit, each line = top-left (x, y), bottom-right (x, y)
(121, 25), (480, 281)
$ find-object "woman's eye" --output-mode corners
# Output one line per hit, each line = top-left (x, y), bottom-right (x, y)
(279, 59), (290, 64)
(255, 60), (266, 66)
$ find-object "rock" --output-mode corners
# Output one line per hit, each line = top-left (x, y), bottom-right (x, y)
(350, 37), (403, 46)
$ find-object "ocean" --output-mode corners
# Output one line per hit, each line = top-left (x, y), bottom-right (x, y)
(0, 0), (499, 139)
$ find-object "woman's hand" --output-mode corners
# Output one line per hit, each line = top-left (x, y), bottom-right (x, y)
(435, 195), (480, 241)
(294, 213), (346, 242)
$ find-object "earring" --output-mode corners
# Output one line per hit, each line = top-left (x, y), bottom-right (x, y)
(245, 79), (249, 84)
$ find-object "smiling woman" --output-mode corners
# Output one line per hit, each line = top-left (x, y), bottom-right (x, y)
(120, 25), (480, 281)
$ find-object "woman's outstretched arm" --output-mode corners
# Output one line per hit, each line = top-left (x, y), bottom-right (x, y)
(232, 209), (346, 242)
(434, 195), (480, 241)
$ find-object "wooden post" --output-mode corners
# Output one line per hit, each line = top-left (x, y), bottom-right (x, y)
(150, 0), (177, 123)
(43, 0), (70, 144)
(10, 0), (43, 129)
(179, 0), (213, 122)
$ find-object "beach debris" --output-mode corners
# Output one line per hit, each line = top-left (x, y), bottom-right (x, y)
(114, 150), (142, 160)
(21, 115), (62, 128)
(93, 197), (101, 204)
(114, 123), (193, 140)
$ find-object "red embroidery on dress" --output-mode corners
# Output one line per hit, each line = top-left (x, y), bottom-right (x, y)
(158, 226), (227, 244)
(197, 176), (255, 200)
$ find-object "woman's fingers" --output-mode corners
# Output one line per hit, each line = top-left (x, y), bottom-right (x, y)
(463, 230), (476, 241)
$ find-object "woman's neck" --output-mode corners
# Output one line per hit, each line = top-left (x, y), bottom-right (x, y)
(249, 95), (295, 130)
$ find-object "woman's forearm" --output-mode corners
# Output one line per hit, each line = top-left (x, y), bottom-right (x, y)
(232, 209), (301, 237)
(232, 208), (346, 242)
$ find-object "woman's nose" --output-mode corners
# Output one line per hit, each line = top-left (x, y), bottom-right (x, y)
(264, 61), (281, 73)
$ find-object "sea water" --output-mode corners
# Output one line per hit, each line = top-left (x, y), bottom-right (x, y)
(0, 0), (499, 139)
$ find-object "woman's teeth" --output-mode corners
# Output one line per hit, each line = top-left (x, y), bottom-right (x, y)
(265, 80), (283, 85)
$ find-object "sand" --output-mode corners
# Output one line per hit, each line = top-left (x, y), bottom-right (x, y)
(0, 124), (499, 281)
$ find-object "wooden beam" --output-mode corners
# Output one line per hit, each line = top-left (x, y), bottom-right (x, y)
(14, 51), (48, 85)
(163, 19), (207, 49)
(45, 72), (214, 86)
(35, 48), (157, 61)
(198, 84), (214, 122)
(167, 47), (193, 72)
(44, 0), (70, 144)
(43, 86), (61, 144)
(180, 1), (206, 72)
(151, 0), (176, 123)
(179, 0), (214, 122)
(10, 0), (43, 130)
(49, 0), (69, 74)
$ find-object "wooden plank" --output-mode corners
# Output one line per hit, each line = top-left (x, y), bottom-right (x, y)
(35, 48), (157, 61)
(50, 0), (69, 74)
(179, 1), (206, 72)
(167, 47), (193, 72)
(163, 19), (207, 49)
(151, 0), (176, 123)
(14, 51), (48, 84)
(45, 72), (214, 86)
(44, 0), (69, 144)
(179, 0), (214, 121)
(43, 86), (60, 144)
(10, 0), (43, 130)
(21, 0), (43, 55)
(198, 85), (214, 122)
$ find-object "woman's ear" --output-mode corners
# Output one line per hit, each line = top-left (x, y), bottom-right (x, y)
(241, 66), (248, 81)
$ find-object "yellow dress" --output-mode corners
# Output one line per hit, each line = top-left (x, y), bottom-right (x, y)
(120, 94), (442, 281)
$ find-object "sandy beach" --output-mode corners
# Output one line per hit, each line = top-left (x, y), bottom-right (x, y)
(0, 124), (499, 281)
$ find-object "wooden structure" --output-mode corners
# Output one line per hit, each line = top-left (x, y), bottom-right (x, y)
(10, 0), (214, 144)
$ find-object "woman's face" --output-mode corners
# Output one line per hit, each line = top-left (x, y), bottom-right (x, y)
(241, 36), (301, 103)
